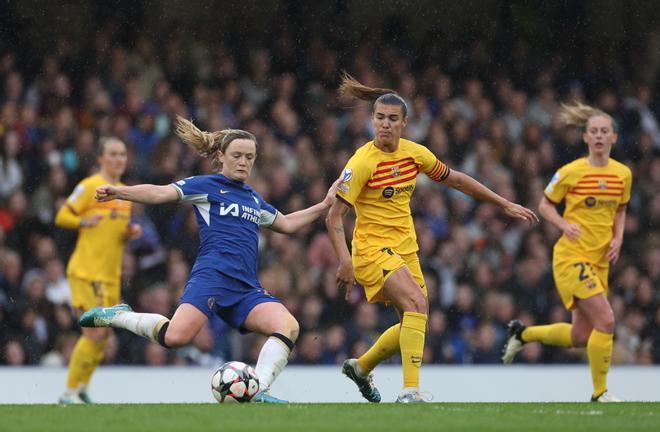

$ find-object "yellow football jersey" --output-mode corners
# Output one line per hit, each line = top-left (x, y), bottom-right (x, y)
(544, 157), (632, 265)
(337, 138), (450, 256)
(61, 174), (132, 282)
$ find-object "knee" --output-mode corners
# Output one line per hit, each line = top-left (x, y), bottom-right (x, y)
(404, 290), (427, 314)
(282, 316), (300, 343)
(164, 328), (194, 348)
(597, 313), (615, 334)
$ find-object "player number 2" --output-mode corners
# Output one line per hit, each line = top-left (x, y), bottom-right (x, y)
(573, 263), (589, 282)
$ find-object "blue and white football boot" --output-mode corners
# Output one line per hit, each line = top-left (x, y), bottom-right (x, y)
(253, 391), (288, 403)
(58, 393), (85, 405)
(342, 358), (381, 403)
(79, 304), (132, 328)
(395, 389), (432, 404)
(78, 389), (94, 404)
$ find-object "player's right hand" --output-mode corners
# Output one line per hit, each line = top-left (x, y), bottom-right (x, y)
(95, 185), (119, 202)
(503, 201), (539, 224)
(336, 259), (356, 301)
(323, 176), (344, 208)
(561, 221), (581, 240)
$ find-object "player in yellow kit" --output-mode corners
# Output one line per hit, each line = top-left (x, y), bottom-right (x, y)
(54, 137), (142, 404)
(502, 102), (632, 403)
(326, 74), (538, 403)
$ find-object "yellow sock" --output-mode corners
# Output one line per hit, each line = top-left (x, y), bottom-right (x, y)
(80, 338), (107, 385)
(521, 323), (572, 347)
(399, 312), (427, 389)
(587, 329), (613, 398)
(66, 336), (107, 390)
(357, 324), (400, 374)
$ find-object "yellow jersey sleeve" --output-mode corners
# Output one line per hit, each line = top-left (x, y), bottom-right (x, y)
(337, 152), (373, 207)
(54, 203), (81, 230)
(544, 165), (571, 203)
(417, 145), (450, 182)
(620, 167), (633, 206)
(65, 179), (95, 215)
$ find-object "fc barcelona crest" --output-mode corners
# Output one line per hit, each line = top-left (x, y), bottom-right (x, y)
(598, 179), (607, 189)
(391, 166), (401, 177)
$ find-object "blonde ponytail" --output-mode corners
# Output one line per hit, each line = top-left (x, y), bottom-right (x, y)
(174, 116), (257, 169)
(175, 116), (223, 158)
(558, 102), (613, 130)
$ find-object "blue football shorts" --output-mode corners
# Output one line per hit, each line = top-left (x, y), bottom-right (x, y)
(179, 270), (281, 333)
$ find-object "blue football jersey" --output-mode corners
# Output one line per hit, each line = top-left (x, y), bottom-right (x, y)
(170, 174), (278, 287)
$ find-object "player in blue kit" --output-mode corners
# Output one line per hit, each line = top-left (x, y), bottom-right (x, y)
(80, 116), (340, 403)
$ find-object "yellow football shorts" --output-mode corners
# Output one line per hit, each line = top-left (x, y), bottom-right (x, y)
(69, 275), (120, 312)
(553, 258), (609, 310)
(352, 248), (427, 303)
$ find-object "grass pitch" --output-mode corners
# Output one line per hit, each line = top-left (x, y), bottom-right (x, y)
(2, 403), (659, 432)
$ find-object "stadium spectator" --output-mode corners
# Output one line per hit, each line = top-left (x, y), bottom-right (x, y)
(0, 131), (23, 199)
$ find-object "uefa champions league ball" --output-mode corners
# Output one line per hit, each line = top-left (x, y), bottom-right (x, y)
(211, 361), (260, 403)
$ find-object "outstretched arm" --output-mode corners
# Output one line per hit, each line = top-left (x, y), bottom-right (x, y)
(325, 199), (355, 300)
(269, 177), (342, 234)
(95, 184), (180, 205)
(54, 204), (103, 230)
(444, 169), (539, 224)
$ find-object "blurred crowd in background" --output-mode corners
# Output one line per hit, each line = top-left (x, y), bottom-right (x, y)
(1, 7), (659, 370)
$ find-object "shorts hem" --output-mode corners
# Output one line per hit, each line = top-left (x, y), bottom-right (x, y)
(567, 288), (606, 310)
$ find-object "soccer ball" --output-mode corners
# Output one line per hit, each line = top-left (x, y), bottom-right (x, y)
(211, 361), (260, 403)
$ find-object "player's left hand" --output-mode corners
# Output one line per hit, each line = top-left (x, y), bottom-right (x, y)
(606, 238), (622, 264)
(126, 223), (143, 240)
(503, 201), (539, 225)
(323, 176), (344, 208)
(336, 259), (356, 301)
